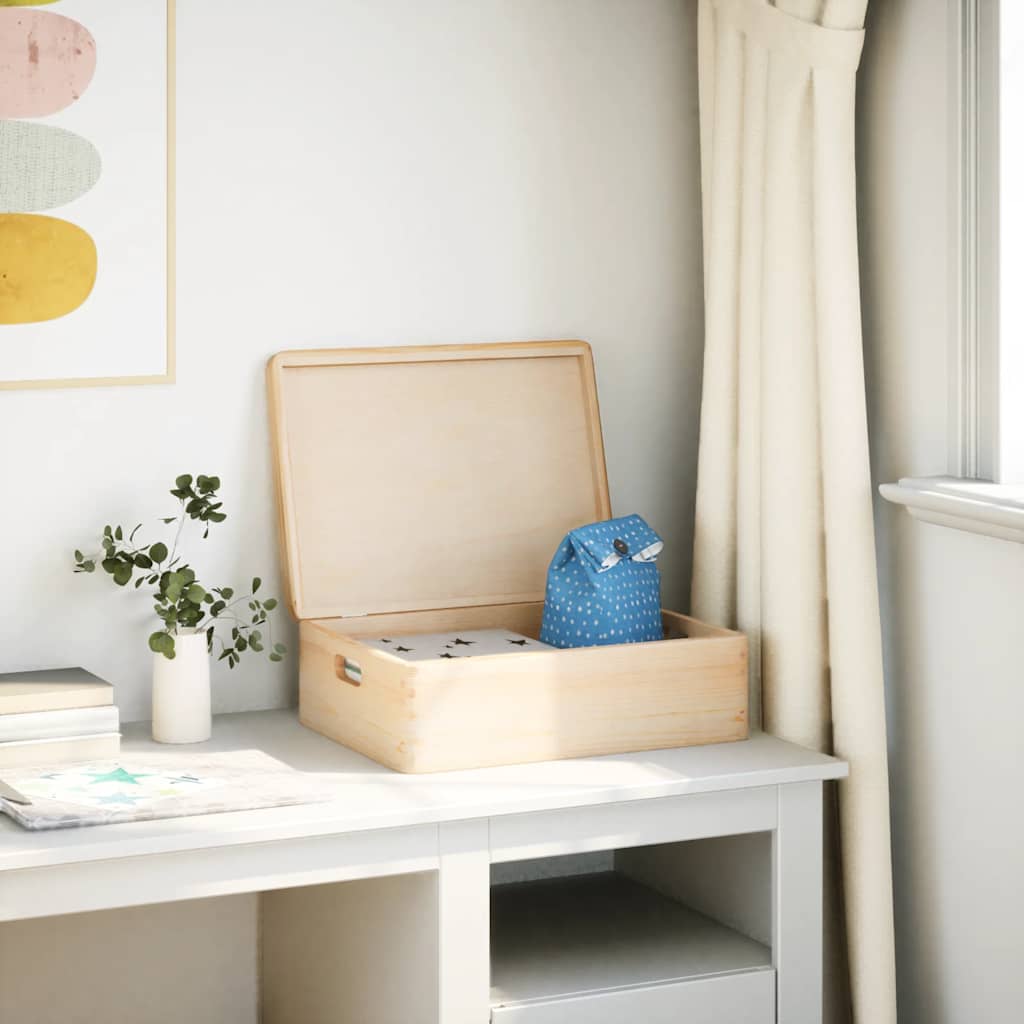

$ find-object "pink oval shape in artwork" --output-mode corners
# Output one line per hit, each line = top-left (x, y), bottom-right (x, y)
(0, 9), (97, 119)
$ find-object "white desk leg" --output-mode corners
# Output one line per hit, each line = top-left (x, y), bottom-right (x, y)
(439, 819), (490, 1024)
(774, 780), (824, 1024)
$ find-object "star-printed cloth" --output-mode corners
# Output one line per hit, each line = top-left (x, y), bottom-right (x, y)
(361, 629), (552, 662)
(0, 750), (332, 830)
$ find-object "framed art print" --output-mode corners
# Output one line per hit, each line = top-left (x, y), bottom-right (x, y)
(0, 0), (175, 389)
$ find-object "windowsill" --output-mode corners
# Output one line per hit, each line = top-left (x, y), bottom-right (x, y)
(879, 476), (1024, 543)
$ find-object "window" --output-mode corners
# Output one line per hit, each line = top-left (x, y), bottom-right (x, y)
(880, 0), (1024, 540)
(954, 0), (1022, 484)
(994, 0), (1024, 483)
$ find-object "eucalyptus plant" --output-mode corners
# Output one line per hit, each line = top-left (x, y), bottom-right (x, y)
(74, 474), (286, 667)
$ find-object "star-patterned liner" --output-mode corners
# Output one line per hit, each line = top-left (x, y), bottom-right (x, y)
(361, 628), (553, 662)
(0, 750), (333, 831)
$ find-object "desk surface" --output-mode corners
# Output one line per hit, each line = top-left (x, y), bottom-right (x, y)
(0, 710), (846, 872)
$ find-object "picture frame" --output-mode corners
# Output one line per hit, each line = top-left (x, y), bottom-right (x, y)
(0, 0), (176, 391)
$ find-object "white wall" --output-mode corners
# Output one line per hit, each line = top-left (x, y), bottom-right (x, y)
(859, 3), (1024, 1022)
(0, 896), (259, 1024)
(0, 0), (703, 722)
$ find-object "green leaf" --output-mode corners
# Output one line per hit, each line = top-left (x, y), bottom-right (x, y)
(208, 512), (227, 524)
(161, 517), (177, 525)
(149, 541), (168, 563)
(252, 577), (261, 594)
(149, 631), (172, 654)
(104, 525), (112, 538)
(134, 553), (153, 569)
(221, 587), (234, 600)
(210, 600), (226, 616)
(269, 653), (283, 663)
(113, 564), (133, 586)
(165, 573), (185, 602)
(203, 592), (214, 604)
(175, 474), (193, 490)
(273, 643), (286, 655)
(263, 598), (278, 611)
(82, 560), (95, 573)
(135, 577), (147, 589)
(102, 558), (119, 575)
(115, 525), (123, 541)
(74, 549), (84, 562)
(236, 637), (248, 652)
(185, 583), (206, 604)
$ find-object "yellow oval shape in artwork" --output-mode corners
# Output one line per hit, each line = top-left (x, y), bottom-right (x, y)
(0, 214), (97, 324)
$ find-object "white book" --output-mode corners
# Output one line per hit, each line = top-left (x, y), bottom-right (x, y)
(0, 705), (120, 744)
(0, 668), (114, 716)
(0, 733), (121, 770)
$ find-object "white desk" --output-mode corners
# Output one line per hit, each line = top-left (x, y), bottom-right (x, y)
(0, 711), (846, 1024)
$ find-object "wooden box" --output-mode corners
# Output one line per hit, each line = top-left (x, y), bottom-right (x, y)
(267, 341), (747, 773)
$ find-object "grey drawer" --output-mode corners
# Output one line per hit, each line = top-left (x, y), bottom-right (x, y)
(491, 968), (775, 1023)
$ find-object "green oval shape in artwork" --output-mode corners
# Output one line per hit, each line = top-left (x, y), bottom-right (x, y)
(0, 214), (98, 324)
(0, 122), (101, 213)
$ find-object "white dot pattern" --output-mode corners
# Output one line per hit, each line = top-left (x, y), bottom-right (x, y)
(540, 514), (665, 649)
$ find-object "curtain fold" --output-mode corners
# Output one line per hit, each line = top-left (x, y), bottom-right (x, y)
(691, 1), (896, 1022)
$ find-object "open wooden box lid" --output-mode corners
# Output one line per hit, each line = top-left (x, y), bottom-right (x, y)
(267, 342), (612, 621)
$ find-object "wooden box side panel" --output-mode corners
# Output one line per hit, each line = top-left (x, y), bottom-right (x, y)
(299, 621), (421, 772)
(403, 633), (748, 772)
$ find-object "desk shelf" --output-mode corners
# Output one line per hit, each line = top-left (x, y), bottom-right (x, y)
(490, 872), (773, 1022)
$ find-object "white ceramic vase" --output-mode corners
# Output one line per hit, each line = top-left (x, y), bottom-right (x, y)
(152, 628), (212, 744)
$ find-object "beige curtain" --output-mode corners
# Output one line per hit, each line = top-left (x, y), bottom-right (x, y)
(690, 0), (896, 1022)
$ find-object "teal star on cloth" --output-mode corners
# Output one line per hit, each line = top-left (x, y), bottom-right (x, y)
(87, 767), (153, 786)
(98, 793), (140, 806)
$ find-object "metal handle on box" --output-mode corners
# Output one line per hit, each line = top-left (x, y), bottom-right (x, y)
(335, 655), (363, 687)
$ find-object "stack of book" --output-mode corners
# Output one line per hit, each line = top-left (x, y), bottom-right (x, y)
(0, 668), (121, 768)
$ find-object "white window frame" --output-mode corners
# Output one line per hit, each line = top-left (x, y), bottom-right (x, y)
(881, 0), (1024, 542)
(949, 0), (999, 481)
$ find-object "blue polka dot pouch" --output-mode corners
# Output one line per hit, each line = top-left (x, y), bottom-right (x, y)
(540, 514), (664, 649)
